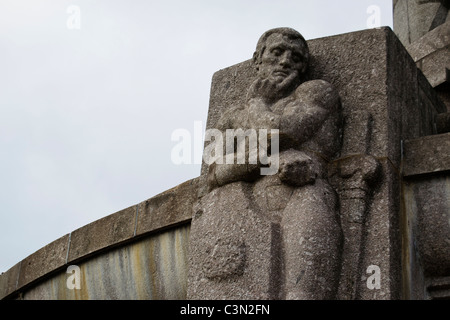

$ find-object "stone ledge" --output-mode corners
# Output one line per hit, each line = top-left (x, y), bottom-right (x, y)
(17, 234), (70, 291)
(67, 205), (137, 263)
(136, 175), (205, 236)
(403, 133), (450, 177)
(0, 262), (20, 300)
(0, 176), (203, 299)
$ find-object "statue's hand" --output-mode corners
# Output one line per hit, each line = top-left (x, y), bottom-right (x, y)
(246, 78), (277, 102)
(279, 150), (318, 187)
(246, 90), (280, 130)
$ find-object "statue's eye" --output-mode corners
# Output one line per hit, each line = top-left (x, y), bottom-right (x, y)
(272, 48), (283, 56)
(292, 54), (302, 63)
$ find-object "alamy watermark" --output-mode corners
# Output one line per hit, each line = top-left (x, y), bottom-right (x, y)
(367, 5), (381, 29)
(67, 5), (81, 30)
(66, 265), (81, 290)
(366, 265), (381, 290)
(171, 121), (279, 176)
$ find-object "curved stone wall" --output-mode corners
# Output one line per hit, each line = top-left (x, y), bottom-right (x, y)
(18, 225), (190, 300)
(0, 176), (203, 300)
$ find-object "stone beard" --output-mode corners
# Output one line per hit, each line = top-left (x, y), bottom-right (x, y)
(188, 28), (344, 300)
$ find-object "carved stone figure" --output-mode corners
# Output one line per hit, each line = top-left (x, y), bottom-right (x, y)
(188, 27), (344, 300)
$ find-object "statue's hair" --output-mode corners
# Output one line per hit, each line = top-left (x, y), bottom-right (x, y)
(253, 27), (310, 70)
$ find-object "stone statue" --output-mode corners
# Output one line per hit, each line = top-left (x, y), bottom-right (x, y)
(188, 28), (344, 300)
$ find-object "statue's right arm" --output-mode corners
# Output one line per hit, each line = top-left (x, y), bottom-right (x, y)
(206, 106), (260, 191)
(280, 80), (340, 145)
(208, 160), (259, 191)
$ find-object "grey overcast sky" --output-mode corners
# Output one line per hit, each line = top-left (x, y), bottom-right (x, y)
(0, 0), (393, 273)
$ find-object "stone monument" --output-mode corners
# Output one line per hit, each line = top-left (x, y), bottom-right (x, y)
(1, 7), (449, 301)
(188, 24), (448, 300)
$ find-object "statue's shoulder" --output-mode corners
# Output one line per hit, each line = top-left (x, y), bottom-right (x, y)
(294, 79), (340, 110)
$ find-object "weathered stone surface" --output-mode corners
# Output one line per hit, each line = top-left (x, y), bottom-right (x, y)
(396, 4), (450, 110)
(401, 178), (427, 300)
(340, 110), (373, 156)
(385, 29), (446, 158)
(358, 159), (402, 300)
(17, 234), (70, 290)
(437, 112), (450, 133)
(135, 176), (202, 236)
(402, 131), (450, 300)
(436, 81), (450, 112)
(406, 21), (450, 63)
(0, 263), (20, 299)
(280, 179), (342, 299)
(329, 154), (382, 299)
(426, 276), (450, 299)
(416, 46), (450, 88)
(188, 182), (274, 299)
(396, 6), (450, 111)
(394, 0), (449, 46)
(403, 133), (450, 177)
(67, 205), (136, 263)
(393, 0), (410, 45)
(404, 176), (450, 278)
(21, 225), (190, 300)
(190, 178), (342, 299)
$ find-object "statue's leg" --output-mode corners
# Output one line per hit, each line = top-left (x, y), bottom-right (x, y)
(282, 179), (343, 300)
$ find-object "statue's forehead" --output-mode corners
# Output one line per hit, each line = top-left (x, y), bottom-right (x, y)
(265, 33), (305, 51)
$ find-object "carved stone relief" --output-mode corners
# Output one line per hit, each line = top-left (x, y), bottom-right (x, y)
(188, 28), (347, 299)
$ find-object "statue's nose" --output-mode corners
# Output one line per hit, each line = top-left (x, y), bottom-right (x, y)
(279, 52), (292, 67)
